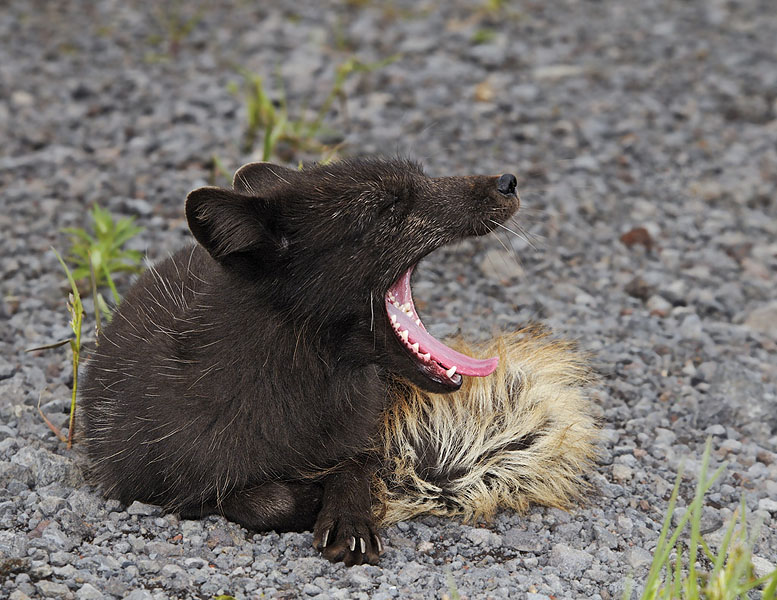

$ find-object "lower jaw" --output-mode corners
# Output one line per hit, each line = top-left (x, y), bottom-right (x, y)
(397, 344), (463, 390)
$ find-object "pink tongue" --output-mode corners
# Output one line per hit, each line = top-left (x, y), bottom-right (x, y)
(386, 268), (499, 378)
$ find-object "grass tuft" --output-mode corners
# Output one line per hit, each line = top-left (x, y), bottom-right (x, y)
(629, 438), (777, 599)
(230, 55), (397, 161)
(27, 206), (144, 448)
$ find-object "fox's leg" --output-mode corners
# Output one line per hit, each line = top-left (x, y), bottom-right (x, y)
(182, 481), (323, 533)
(312, 457), (383, 566)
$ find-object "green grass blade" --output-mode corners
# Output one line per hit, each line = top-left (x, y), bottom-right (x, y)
(52, 248), (81, 305)
(103, 263), (121, 305)
(25, 339), (72, 352)
(761, 567), (777, 599)
(711, 504), (741, 576)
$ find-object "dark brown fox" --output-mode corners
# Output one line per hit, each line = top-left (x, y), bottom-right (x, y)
(80, 158), (598, 566)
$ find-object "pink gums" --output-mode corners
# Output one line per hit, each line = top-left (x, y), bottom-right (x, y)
(385, 267), (499, 383)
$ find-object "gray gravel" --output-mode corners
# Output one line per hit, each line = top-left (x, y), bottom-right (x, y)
(1, 0), (776, 598)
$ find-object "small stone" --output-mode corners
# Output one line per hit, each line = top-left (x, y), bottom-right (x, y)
(625, 277), (653, 300)
(646, 294), (672, 315)
(705, 424), (726, 436)
(752, 556), (777, 579)
(719, 439), (742, 455)
(35, 581), (70, 598)
(620, 227), (654, 251)
(303, 582), (322, 596)
(549, 543), (593, 575)
(206, 527), (237, 548)
(679, 314), (703, 339)
(503, 529), (545, 552)
(627, 547), (653, 569)
(76, 583), (104, 600)
(126, 501), (161, 516)
(49, 551), (72, 567)
(744, 301), (777, 339)
(466, 527), (493, 546)
(654, 428), (676, 446)
(125, 591), (153, 600)
(612, 464), (633, 482)
(757, 498), (777, 514)
(617, 515), (633, 532)
(138, 560), (161, 574)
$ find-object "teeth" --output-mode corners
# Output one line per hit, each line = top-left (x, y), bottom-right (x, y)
(411, 342), (419, 353)
(393, 301), (401, 308)
(446, 366), (457, 378)
(415, 319), (421, 326)
(422, 353), (430, 361)
(399, 330), (408, 341)
(403, 303), (412, 312)
(390, 314), (397, 323)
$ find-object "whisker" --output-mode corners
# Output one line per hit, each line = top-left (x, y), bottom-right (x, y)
(369, 291), (375, 332)
(493, 230), (525, 275)
(489, 219), (538, 251)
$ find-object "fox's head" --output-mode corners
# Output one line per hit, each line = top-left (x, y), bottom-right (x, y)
(186, 158), (519, 393)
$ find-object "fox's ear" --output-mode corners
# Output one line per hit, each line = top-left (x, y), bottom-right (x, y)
(232, 162), (297, 195)
(186, 187), (272, 261)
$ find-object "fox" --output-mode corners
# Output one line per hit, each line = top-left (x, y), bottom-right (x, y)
(80, 158), (598, 566)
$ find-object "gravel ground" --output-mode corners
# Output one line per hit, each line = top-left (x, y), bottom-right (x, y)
(1, 0), (776, 598)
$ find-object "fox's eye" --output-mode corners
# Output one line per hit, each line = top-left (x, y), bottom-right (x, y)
(381, 194), (400, 213)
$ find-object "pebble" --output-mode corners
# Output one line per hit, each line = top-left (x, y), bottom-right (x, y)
(612, 464), (633, 482)
(758, 498), (777, 514)
(549, 544), (594, 575)
(76, 583), (104, 600)
(34, 581), (71, 598)
(126, 501), (161, 517)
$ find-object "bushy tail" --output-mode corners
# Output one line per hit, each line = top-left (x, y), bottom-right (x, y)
(375, 326), (600, 526)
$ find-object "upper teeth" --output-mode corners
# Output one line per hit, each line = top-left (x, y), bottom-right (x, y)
(411, 342), (419, 353)
(446, 366), (457, 378)
(399, 330), (409, 341)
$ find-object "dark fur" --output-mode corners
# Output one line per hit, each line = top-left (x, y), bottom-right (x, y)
(80, 158), (518, 565)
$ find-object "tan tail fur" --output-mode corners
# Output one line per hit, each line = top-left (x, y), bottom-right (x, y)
(375, 326), (600, 526)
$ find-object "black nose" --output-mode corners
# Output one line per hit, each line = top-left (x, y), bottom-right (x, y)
(497, 173), (517, 196)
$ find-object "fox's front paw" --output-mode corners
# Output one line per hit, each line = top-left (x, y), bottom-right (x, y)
(313, 511), (383, 566)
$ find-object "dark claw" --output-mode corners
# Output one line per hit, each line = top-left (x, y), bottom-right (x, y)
(349, 536), (356, 552)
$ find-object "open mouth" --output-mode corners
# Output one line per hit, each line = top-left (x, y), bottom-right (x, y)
(385, 266), (499, 389)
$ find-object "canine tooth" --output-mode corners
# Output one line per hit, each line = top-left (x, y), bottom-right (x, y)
(422, 353), (430, 361)
(446, 365), (457, 378)
(403, 303), (412, 312)
(411, 342), (419, 353)
(400, 330), (408, 341)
